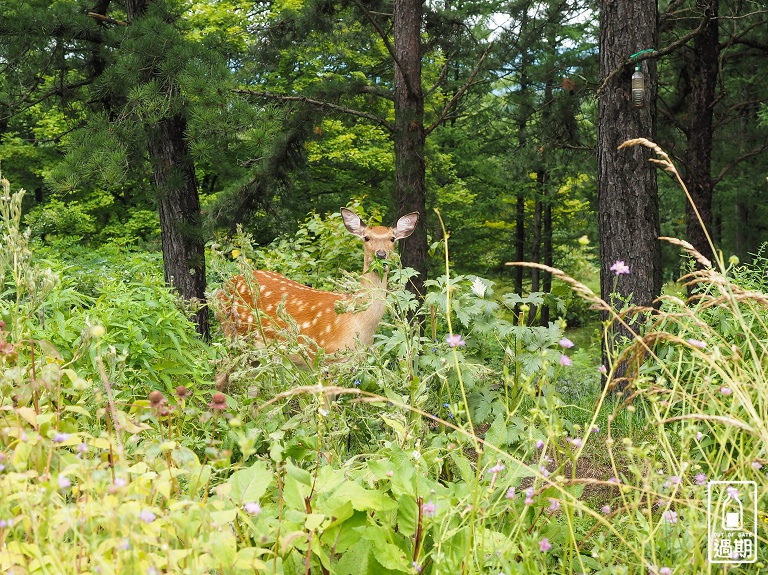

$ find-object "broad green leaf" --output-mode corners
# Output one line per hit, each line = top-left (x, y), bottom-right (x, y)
(396, 496), (418, 535)
(324, 481), (397, 513)
(286, 462), (312, 486)
(228, 460), (272, 504)
(331, 538), (378, 575)
(209, 530), (237, 566)
(234, 547), (270, 570)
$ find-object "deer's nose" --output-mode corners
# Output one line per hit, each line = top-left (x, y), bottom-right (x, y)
(375, 249), (388, 259)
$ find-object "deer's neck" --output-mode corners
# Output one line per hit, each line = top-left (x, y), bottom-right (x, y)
(348, 266), (388, 343)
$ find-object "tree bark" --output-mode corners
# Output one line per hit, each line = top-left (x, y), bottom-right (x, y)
(126, 0), (210, 339)
(529, 173), (542, 324)
(683, 0), (718, 266)
(393, 0), (427, 301)
(541, 171), (552, 326)
(148, 116), (209, 340)
(515, 194), (525, 295)
(598, 0), (662, 385)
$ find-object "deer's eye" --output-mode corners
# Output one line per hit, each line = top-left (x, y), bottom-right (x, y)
(364, 236), (370, 242)
(390, 237), (396, 242)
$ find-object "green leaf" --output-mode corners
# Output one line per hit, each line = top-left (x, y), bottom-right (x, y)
(228, 460), (272, 504)
(286, 462), (312, 486)
(396, 496), (418, 535)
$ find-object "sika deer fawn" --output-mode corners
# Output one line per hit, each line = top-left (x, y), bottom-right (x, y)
(215, 208), (419, 358)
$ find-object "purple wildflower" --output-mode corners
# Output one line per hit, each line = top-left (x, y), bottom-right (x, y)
(488, 463), (506, 475)
(446, 334), (466, 348)
(53, 432), (70, 444)
(139, 509), (156, 524)
(694, 473), (707, 486)
(539, 538), (552, 552)
(560, 354), (572, 367)
(506, 487), (516, 500)
(421, 501), (436, 517)
(720, 386), (732, 396)
(687, 338), (706, 349)
(610, 260), (630, 275)
(601, 505), (611, 514)
(548, 498), (560, 512)
(662, 510), (678, 524)
(58, 475), (71, 489)
(559, 337), (575, 349)
(244, 502), (262, 515)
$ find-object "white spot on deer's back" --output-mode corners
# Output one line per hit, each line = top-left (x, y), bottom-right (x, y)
(301, 321), (311, 329)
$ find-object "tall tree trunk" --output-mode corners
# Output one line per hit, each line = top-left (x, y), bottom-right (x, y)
(126, 0), (209, 340)
(683, 0), (718, 266)
(515, 194), (525, 295)
(598, 0), (662, 386)
(541, 173), (552, 326)
(514, 26), (531, 298)
(393, 0), (427, 301)
(529, 174), (542, 324)
(148, 116), (209, 339)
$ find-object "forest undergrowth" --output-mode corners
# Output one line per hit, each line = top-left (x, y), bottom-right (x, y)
(1, 147), (768, 574)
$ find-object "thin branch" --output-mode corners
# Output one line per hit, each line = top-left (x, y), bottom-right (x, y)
(350, 0), (416, 98)
(233, 89), (394, 132)
(596, 16), (711, 97)
(713, 141), (768, 185)
(424, 50), (457, 98)
(424, 42), (493, 137)
(87, 12), (127, 26)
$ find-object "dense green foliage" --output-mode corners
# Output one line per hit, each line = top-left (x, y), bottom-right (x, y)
(1, 0), (768, 572)
(2, 169), (768, 573)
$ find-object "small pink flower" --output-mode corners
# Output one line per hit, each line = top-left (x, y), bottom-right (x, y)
(244, 502), (262, 515)
(559, 337), (575, 349)
(559, 354), (572, 367)
(536, 439), (545, 450)
(752, 461), (762, 471)
(662, 510), (678, 524)
(524, 486), (534, 505)
(696, 432), (703, 442)
(539, 537), (552, 552)
(488, 463), (506, 474)
(610, 260), (630, 275)
(659, 568), (672, 575)
(58, 475), (71, 489)
(687, 338), (706, 349)
(694, 473), (707, 486)
(720, 386), (732, 396)
(139, 509), (156, 524)
(726, 486), (739, 498)
(567, 437), (583, 449)
(506, 487), (516, 500)
(598, 364), (607, 374)
(601, 505), (611, 514)
(446, 334), (466, 348)
(421, 501), (436, 517)
(548, 498), (560, 512)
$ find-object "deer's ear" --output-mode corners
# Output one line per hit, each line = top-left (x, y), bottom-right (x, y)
(393, 212), (419, 240)
(341, 208), (366, 237)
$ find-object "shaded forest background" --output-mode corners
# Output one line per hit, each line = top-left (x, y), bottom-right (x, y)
(1, 0), (766, 329)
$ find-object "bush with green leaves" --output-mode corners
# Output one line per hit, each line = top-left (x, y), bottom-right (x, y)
(4, 164), (768, 574)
